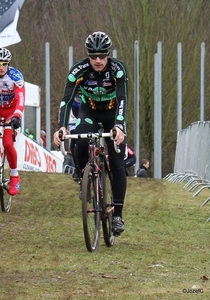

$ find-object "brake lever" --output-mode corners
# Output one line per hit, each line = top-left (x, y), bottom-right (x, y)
(112, 127), (121, 153)
(58, 129), (67, 155)
(59, 130), (64, 141)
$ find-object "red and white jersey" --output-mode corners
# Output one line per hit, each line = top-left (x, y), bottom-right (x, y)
(0, 66), (25, 118)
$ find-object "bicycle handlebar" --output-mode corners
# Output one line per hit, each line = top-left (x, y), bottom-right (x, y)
(59, 130), (121, 156)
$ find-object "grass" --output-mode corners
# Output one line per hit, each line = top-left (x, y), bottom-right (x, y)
(0, 171), (210, 299)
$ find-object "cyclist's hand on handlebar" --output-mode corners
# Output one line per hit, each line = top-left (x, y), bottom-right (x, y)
(11, 117), (21, 129)
(53, 127), (67, 146)
(111, 126), (125, 146)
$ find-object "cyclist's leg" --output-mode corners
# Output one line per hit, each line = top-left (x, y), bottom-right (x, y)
(69, 131), (80, 181)
(74, 107), (98, 172)
(106, 137), (126, 235)
(101, 109), (126, 215)
(107, 140), (126, 214)
(74, 107), (99, 198)
(69, 107), (81, 180)
(102, 110), (126, 235)
(3, 127), (20, 196)
(2, 110), (18, 173)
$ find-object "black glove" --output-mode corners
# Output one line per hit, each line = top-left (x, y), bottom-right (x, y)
(11, 117), (21, 129)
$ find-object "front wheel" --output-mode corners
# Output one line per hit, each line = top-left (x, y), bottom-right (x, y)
(0, 169), (13, 212)
(82, 165), (100, 252)
(101, 162), (115, 247)
(0, 188), (12, 212)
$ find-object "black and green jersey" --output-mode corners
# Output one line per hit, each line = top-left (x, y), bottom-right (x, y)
(58, 57), (128, 132)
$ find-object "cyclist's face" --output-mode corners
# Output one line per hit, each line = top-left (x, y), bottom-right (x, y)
(89, 55), (108, 72)
(0, 61), (9, 77)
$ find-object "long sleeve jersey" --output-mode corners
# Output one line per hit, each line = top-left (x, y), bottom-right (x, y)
(58, 57), (128, 132)
(0, 66), (25, 118)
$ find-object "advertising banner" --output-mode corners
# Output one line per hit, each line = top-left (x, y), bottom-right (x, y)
(15, 133), (63, 173)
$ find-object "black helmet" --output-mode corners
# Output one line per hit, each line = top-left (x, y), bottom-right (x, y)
(85, 31), (112, 54)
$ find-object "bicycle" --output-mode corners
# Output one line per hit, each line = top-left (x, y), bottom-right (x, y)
(0, 117), (15, 212)
(60, 124), (120, 252)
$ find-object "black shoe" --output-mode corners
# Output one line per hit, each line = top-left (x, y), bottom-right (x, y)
(72, 168), (80, 182)
(112, 216), (124, 236)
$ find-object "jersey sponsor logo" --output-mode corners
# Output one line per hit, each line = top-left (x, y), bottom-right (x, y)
(68, 74), (76, 82)
(2, 82), (9, 89)
(84, 86), (93, 93)
(89, 72), (95, 79)
(85, 80), (97, 86)
(0, 89), (13, 95)
(18, 92), (24, 107)
(0, 92), (14, 104)
(80, 86), (116, 101)
(8, 67), (24, 84)
(117, 100), (124, 121)
(110, 61), (121, 71)
(71, 63), (89, 76)
(93, 87), (107, 95)
(105, 72), (110, 79)
(117, 115), (124, 121)
(116, 70), (124, 78)
(102, 82), (112, 87)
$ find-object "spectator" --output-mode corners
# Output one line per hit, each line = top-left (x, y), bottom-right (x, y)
(136, 159), (149, 178)
(25, 128), (34, 139)
(40, 130), (46, 148)
(63, 151), (75, 174)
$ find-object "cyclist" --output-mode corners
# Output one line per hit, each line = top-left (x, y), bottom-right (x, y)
(0, 47), (25, 196)
(54, 31), (128, 236)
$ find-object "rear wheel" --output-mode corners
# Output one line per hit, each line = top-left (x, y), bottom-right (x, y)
(101, 161), (115, 247)
(82, 165), (100, 252)
(0, 160), (12, 212)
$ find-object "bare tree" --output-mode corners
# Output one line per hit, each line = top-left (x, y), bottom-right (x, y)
(11, 0), (210, 175)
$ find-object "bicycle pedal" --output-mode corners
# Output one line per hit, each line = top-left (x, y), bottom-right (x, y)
(113, 230), (121, 237)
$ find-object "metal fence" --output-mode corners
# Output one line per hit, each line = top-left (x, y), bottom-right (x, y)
(165, 121), (210, 220)
(174, 121), (210, 180)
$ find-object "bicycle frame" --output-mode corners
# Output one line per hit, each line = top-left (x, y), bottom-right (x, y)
(60, 127), (118, 251)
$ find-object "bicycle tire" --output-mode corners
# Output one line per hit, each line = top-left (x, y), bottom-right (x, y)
(0, 162), (12, 212)
(82, 164), (100, 252)
(101, 160), (115, 247)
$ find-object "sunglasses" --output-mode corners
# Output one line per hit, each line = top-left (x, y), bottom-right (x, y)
(88, 54), (107, 60)
(0, 62), (9, 67)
